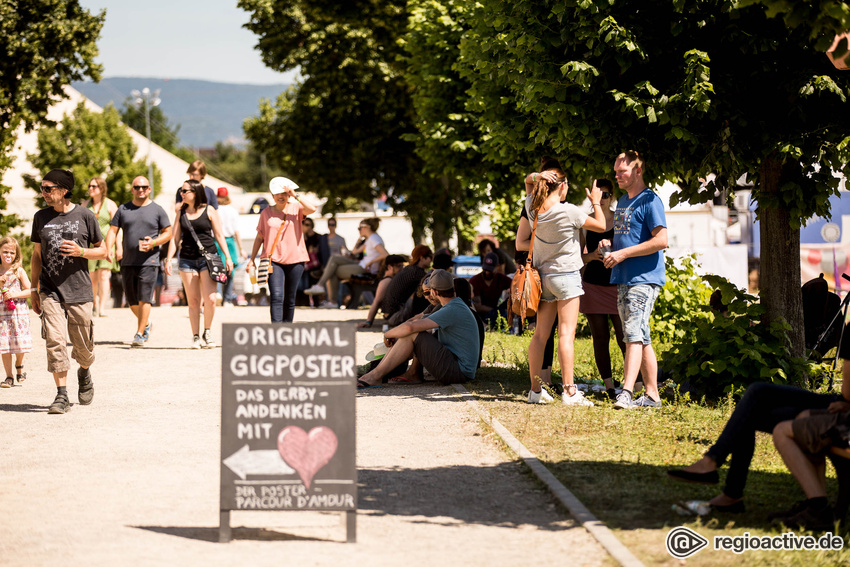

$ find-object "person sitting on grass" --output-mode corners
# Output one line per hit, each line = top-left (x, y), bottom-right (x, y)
(769, 407), (850, 531)
(667, 347), (850, 514)
(470, 252), (512, 330)
(357, 269), (479, 388)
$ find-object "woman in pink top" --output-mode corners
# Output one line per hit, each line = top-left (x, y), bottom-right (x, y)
(246, 177), (317, 322)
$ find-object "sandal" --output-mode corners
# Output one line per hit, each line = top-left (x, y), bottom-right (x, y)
(1, 377), (13, 388)
(387, 375), (423, 385)
(16, 365), (25, 383)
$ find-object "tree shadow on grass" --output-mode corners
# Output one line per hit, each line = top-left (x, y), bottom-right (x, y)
(543, 459), (848, 533)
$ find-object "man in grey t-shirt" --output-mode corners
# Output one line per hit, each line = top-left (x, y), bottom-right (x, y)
(31, 169), (107, 414)
(107, 176), (172, 347)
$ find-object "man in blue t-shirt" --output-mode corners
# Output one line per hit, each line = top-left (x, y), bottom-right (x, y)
(357, 269), (480, 387)
(602, 150), (668, 410)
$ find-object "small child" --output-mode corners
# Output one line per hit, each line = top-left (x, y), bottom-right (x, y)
(0, 236), (33, 387)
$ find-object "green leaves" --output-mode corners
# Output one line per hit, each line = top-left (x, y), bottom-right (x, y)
(0, 0), (103, 234)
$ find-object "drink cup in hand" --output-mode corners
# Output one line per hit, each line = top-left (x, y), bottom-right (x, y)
(599, 244), (611, 259)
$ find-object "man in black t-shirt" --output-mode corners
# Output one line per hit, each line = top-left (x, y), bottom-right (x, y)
(383, 246), (432, 326)
(107, 176), (172, 347)
(30, 169), (107, 414)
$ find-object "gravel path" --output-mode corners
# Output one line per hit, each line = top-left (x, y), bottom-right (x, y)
(0, 304), (609, 566)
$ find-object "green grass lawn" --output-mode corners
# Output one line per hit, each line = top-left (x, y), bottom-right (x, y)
(471, 331), (849, 566)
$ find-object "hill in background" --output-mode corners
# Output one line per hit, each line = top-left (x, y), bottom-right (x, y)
(72, 77), (289, 149)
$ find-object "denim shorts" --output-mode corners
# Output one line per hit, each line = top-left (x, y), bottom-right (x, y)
(617, 284), (661, 344)
(178, 256), (208, 274)
(540, 270), (584, 302)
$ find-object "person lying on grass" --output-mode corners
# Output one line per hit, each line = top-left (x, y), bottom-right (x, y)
(769, 407), (850, 531)
(357, 269), (479, 388)
(667, 346), (850, 515)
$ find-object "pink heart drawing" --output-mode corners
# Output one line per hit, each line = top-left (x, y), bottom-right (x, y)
(277, 426), (338, 489)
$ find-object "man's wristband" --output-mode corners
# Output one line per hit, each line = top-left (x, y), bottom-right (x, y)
(80, 248), (85, 258)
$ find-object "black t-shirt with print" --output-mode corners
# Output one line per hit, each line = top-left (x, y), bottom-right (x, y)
(31, 205), (103, 303)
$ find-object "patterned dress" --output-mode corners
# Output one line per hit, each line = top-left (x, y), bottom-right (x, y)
(0, 268), (33, 354)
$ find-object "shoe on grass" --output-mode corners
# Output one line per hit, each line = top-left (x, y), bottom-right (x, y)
(48, 392), (70, 414)
(192, 335), (202, 349)
(562, 388), (594, 406)
(632, 394), (662, 408)
(772, 503), (834, 532)
(304, 284), (326, 295)
(131, 333), (145, 347)
(527, 388), (554, 404)
(201, 329), (216, 349)
(77, 367), (94, 405)
(613, 390), (633, 410)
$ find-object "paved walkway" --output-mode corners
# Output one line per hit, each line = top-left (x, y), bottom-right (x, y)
(0, 304), (608, 566)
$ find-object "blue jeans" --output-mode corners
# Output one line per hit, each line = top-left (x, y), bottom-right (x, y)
(705, 382), (838, 499)
(269, 262), (305, 323)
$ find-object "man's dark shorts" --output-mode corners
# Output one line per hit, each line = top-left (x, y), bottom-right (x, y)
(792, 410), (850, 455)
(122, 265), (158, 306)
(413, 331), (468, 385)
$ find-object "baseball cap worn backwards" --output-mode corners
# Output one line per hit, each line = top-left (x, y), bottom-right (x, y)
(428, 269), (454, 291)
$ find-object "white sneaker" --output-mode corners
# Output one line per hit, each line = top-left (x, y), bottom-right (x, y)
(304, 284), (326, 295)
(562, 389), (594, 407)
(527, 388), (555, 404)
(319, 300), (339, 309)
(201, 329), (216, 349)
(191, 335), (202, 349)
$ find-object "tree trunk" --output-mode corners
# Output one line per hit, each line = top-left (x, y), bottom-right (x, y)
(759, 156), (804, 358)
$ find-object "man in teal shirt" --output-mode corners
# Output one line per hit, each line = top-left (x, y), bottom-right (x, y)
(358, 269), (479, 387)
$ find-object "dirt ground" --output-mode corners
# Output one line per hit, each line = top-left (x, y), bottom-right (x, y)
(0, 303), (611, 567)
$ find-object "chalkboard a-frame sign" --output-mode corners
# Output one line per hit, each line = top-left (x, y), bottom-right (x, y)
(219, 322), (357, 542)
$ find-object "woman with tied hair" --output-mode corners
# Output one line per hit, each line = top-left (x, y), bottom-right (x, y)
(83, 177), (120, 317)
(305, 217), (388, 307)
(378, 244), (434, 327)
(516, 167), (607, 406)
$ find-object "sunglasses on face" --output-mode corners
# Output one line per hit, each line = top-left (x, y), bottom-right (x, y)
(180, 189), (194, 194)
(601, 192), (611, 199)
(133, 185), (150, 190)
(40, 185), (62, 193)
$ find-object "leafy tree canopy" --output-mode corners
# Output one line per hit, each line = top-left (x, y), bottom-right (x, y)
(0, 0), (103, 234)
(26, 102), (159, 207)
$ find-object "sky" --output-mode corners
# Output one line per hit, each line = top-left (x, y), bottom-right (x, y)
(78, 0), (298, 85)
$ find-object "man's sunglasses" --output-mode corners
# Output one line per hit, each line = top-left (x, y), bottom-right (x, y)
(133, 185), (150, 190)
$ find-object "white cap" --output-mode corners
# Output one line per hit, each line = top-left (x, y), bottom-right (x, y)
(269, 176), (299, 195)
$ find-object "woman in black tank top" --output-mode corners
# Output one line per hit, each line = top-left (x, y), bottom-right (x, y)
(165, 179), (233, 349)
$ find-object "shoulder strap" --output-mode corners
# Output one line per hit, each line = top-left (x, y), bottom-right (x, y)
(263, 213), (288, 259)
(182, 209), (207, 253)
(527, 206), (540, 266)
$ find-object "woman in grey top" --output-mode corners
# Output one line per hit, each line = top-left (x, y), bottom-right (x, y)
(516, 168), (606, 406)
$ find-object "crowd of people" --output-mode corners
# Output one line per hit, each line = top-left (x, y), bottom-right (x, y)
(5, 155), (849, 532)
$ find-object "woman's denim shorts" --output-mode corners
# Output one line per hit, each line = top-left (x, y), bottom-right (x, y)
(178, 257), (208, 274)
(540, 270), (584, 302)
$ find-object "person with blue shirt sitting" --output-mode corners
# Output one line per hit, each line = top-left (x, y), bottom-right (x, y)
(601, 150), (668, 409)
(357, 269), (480, 388)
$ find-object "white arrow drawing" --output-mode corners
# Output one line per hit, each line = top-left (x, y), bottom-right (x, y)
(223, 445), (296, 480)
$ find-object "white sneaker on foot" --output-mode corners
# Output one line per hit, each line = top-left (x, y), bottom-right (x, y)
(562, 389), (594, 407)
(527, 388), (554, 404)
(191, 335), (202, 349)
(201, 329), (216, 349)
(304, 284), (326, 295)
(319, 300), (339, 309)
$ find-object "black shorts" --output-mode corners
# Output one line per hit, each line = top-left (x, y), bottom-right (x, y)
(413, 331), (468, 385)
(122, 265), (158, 306)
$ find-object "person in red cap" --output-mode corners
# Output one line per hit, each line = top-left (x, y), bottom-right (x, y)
(215, 186), (244, 306)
